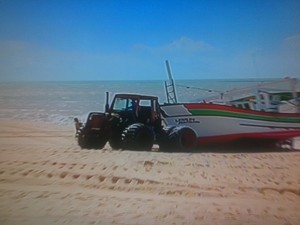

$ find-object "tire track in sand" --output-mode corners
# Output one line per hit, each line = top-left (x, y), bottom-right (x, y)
(1, 157), (300, 200)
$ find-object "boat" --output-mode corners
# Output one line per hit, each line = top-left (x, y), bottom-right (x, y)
(161, 61), (300, 146)
(160, 102), (300, 146)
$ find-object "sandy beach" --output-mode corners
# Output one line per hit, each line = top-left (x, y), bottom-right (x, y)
(0, 119), (299, 225)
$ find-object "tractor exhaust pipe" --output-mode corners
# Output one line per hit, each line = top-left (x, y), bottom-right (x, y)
(105, 92), (109, 113)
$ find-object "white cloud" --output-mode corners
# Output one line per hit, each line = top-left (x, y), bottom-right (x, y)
(161, 37), (216, 53)
(0, 40), (93, 81)
(225, 34), (300, 78)
(283, 34), (300, 58)
(0, 40), (164, 81)
(0, 40), (30, 66)
(134, 36), (217, 55)
(284, 34), (300, 47)
(2, 34), (299, 81)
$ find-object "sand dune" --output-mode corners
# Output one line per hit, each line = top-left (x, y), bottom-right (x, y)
(0, 120), (299, 225)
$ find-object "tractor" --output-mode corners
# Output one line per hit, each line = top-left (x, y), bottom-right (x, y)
(75, 92), (197, 151)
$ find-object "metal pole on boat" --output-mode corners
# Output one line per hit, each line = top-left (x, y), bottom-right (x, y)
(289, 77), (300, 113)
(255, 89), (262, 111)
(289, 78), (298, 99)
(165, 60), (178, 104)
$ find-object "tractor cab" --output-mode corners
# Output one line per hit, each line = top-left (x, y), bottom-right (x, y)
(108, 94), (162, 130)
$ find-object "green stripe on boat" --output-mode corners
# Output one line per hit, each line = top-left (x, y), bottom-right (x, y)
(189, 109), (300, 123)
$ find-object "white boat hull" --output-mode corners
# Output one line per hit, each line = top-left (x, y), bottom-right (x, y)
(160, 103), (300, 145)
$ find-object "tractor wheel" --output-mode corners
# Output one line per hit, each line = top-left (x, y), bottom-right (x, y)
(109, 134), (123, 150)
(77, 129), (107, 149)
(157, 126), (176, 151)
(122, 123), (154, 151)
(93, 137), (107, 149)
(168, 126), (197, 151)
(79, 136), (107, 149)
(77, 128), (89, 149)
(77, 133), (87, 149)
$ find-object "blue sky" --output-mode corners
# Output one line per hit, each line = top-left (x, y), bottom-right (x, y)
(0, 0), (300, 81)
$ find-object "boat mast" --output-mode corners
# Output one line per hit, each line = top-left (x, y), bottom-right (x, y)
(164, 60), (178, 103)
(289, 77), (300, 113)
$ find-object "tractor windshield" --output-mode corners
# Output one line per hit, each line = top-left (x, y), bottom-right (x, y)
(112, 97), (138, 112)
(112, 98), (127, 111)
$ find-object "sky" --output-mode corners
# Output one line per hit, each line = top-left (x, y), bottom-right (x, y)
(0, 0), (300, 81)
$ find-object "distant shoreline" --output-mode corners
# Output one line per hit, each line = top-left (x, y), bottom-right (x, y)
(0, 77), (283, 84)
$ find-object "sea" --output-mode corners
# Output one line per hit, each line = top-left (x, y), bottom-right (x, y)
(0, 79), (288, 126)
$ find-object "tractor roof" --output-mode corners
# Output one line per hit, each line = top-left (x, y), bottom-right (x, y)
(114, 93), (158, 100)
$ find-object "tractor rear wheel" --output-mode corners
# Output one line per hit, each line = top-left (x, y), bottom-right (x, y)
(122, 123), (154, 151)
(78, 135), (107, 149)
(77, 128), (107, 149)
(109, 134), (123, 150)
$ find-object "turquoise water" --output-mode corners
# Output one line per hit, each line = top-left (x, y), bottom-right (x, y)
(0, 79), (281, 125)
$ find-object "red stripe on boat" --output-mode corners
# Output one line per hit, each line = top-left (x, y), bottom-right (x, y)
(184, 103), (300, 118)
(197, 130), (300, 145)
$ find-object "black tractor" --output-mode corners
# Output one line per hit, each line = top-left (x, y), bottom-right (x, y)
(75, 93), (197, 151)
